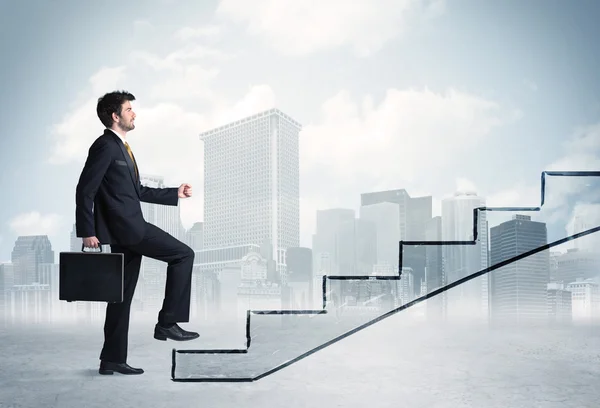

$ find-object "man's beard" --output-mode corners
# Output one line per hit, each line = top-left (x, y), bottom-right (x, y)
(118, 121), (134, 132)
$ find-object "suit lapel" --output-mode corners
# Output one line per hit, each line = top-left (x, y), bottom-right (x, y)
(106, 130), (141, 198)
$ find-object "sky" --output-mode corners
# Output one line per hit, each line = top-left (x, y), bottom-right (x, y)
(0, 0), (599, 262)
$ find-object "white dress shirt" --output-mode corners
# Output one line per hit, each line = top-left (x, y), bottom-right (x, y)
(107, 128), (128, 145)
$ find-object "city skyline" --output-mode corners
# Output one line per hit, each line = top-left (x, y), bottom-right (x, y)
(3, 154), (600, 382)
(3, 161), (599, 312)
(2, 1), (600, 265)
(0, 162), (594, 264)
(3, 203), (600, 326)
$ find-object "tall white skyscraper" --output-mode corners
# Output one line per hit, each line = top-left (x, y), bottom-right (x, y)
(200, 109), (302, 272)
(442, 191), (489, 322)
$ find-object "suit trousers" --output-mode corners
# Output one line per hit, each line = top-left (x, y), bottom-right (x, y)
(99, 222), (195, 363)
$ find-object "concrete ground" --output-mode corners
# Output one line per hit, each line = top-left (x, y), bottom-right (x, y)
(1, 315), (599, 408)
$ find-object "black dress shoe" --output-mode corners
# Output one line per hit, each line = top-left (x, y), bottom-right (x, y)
(99, 361), (144, 375)
(154, 323), (200, 341)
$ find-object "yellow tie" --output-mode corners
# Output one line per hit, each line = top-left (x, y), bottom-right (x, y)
(124, 142), (138, 179)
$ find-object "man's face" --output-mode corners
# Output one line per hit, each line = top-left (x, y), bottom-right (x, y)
(114, 100), (136, 132)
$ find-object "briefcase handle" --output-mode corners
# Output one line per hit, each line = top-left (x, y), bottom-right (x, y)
(81, 243), (103, 253)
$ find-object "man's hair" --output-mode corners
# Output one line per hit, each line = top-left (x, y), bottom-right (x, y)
(96, 90), (136, 128)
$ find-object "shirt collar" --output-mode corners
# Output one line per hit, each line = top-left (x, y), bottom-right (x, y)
(107, 128), (127, 145)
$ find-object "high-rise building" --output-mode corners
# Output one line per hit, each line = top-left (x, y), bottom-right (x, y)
(556, 248), (600, 284)
(186, 222), (204, 251)
(489, 214), (549, 324)
(359, 202), (400, 272)
(6, 236), (56, 323)
(360, 189), (432, 294)
(549, 251), (561, 282)
(70, 223), (82, 251)
(407, 196), (433, 241)
(286, 247), (313, 309)
(0, 263), (15, 322)
(567, 278), (600, 322)
(425, 216), (445, 321)
(360, 189), (432, 241)
(10, 235), (54, 285)
(547, 282), (572, 324)
(336, 219), (377, 277)
(286, 247), (313, 283)
(568, 207), (600, 252)
(200, 109), (302, 273)
(312, 209), (355, 275)
(441, 191), (489, 322)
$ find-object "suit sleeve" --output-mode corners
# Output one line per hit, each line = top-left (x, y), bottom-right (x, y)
(139, 184), (179, 206)
(75, 138), (112, 237)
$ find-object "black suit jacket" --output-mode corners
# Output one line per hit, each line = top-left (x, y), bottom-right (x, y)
(75, 129), (179, 245)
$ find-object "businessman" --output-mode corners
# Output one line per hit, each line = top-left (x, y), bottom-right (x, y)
(75, 90), (199, 376)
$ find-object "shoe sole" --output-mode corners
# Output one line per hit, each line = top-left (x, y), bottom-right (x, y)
(154, 332), (200, 341)
(99, 369), (143, 375)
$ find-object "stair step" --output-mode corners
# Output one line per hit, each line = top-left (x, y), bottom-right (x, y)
(172, 171), (600, 381)
(173, 306), (396, 381)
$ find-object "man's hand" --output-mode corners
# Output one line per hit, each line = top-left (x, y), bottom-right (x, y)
(82, 236), (100, 248)
(178, 183), (192, 198)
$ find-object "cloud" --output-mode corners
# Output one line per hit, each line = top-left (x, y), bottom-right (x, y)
(47, 66), (129, 165)
(455, 177), (478, 194)
(479, 122), (600, 231)
(560, 122), (600, 158)
(47, 98), (101, 165)
(300, 87), (510, 189)
(148, 64), (220, 101)
(134, 20), (153, 32)
(131, 45), (232, 71)
(543, 124), (600, 206)
(486, 184), (539, 211)
(484, 182), (541, 228)
(89, 66), (128, 96)
(54, 63), (513, 245)
(44, 12), (549, 248)
(8, 212), (63, 237)
(127, 46), (234, 103)
(47, 40), (232, 166)
(47, 33), (276, 229)
(175, 25), (222, 41)
(296, 87), (514, 244)
(567, 203), (600, 232)
(216, 0), (445, 57)
(542, 126), (600, 222)
(209, 84), (276, 125)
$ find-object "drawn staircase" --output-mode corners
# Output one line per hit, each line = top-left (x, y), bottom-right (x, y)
(171, 171), (600, 382)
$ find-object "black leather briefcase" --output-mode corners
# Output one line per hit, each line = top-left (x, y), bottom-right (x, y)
(59, 245), (124, 303)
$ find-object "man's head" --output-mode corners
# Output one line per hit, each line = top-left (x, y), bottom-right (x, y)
(96, 90), (136, 133)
